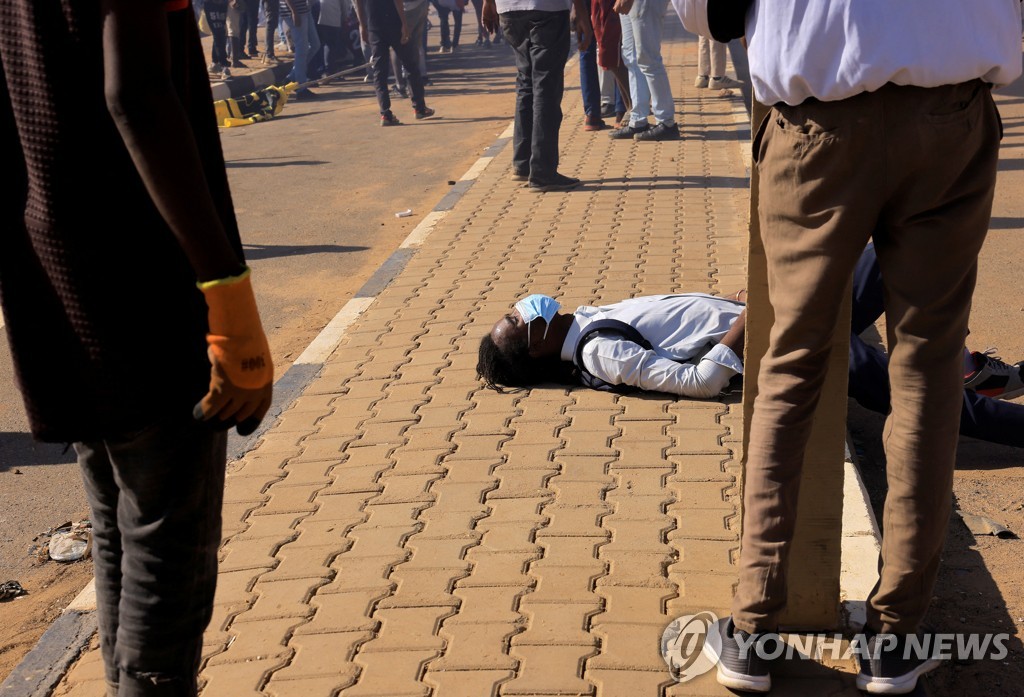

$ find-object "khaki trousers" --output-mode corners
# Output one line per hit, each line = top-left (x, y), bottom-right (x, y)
(733, 80), (1002, 635)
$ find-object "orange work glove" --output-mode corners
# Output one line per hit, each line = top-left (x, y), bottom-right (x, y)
(193, 268), (274, 436)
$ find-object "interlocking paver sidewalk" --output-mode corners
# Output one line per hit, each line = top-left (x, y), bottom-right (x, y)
(54, 23), (864, 697)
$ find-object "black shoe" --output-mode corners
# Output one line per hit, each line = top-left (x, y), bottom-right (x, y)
(528, 173), (580, 192)
(703, 617), (773, 693)
(855, 630), (942, 694)
(414, 106), (435, 120)
(291, 88), (317, 101)
(510, 168), (529, 182)
(609, 122), (649, 139)
(381, 110), (401, 126)
(634, 121), (680, 141)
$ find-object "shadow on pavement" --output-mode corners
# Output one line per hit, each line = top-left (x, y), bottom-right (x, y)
(242, 243), (369, 260)
(0, 432), (76, 472)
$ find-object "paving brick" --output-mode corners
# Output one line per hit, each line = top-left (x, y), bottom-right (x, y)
(324, 553), (405, 593)
(400, 535), (480, 566)
(665, 480), (737, 510)
(585, 669), (675, 697)
(359, 606), (450, 652)
(550, 456), (615, 483)
(270, 631), (369, 682)
(606, 468), (673, 498)
(421, 669), (514, 697)
(458, 550), (539, 588)
(671, 538), (737, 575)
(232, 579), (319, 622)
(666, 507), (738, 541)
(503, 645), (598, 695)
(377, 565), (467, 608)
(600, 519), (674, 555)
(665, 571), (737, 610)
(545, 478), (613, 505)
(512, 601), (603, 646)
(587, 622), (673, 672)
(477, 522), (544, 553)
(431, 620), (520, 671)
(200, 656), (289, 696)
(535, 505), (612, 538)
(345, 649), (436, 696)
(525, 563), (605, 604)
(597, 552), (676, 588)
(258, 543), (341, 582)
(664, 454), (733, 481)
(299, 589), (386, 633)
(205, 617), (300, 666)
(591, 586), (676, 626)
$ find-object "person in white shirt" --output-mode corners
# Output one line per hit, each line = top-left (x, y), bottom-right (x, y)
(477, 247), (1024, 448)
(674, 0), (1022, 693)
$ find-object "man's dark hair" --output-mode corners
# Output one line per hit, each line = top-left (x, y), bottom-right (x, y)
(476, 334), (578, 391)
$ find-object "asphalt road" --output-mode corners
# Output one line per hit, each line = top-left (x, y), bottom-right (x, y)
(0, 39), (520, 667)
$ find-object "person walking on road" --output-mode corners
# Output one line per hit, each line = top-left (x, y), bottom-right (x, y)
(0, 1), (274, 694)
(355, 0), (438, 124)
(483, 0), (594, 190)
(677, 0), (1022, 693)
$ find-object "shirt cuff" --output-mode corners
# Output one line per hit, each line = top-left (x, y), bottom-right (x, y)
(703, 343), (743, 375)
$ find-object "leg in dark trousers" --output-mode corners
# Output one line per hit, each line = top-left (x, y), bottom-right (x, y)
(433, 0), (452, 49)
(502, 10), (571, 182)
(243, 0), (260, 53)
(263, 0), (280, 57)
(369, 29), (395, 114)
(847, 243), (1024, 448)
(204, 0), (230, 66)
(76, 417), (227, 696)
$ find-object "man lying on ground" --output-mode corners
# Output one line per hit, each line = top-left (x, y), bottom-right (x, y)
(477, 246), (1024, 447)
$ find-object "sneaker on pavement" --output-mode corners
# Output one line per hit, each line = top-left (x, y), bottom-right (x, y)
(220, 65), (232, 79)
(609, 122), (648, 139)
(291, 88), (317, 101)
(584, 116), (606, 131)
(529, 173), (580, 192)
(856, 631), (942, 695)
(414, 106), (436, 120)
(703, 617), (774, 693)
(381, 110), (401, 126)
(511, 168), (529, 182)
(261, 53), (279, 65)
(964, 351), (1024, 399)
(694, 74), (709, 88)
(634, 121), (680, 141)
(709, 75), (743, 90)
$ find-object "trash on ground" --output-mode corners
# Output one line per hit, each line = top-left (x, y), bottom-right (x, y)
(395, 209), (413, 218)
(957, 511), (1016, 539)
(0, 580), (26, 601)
(29, 520), (93, 562)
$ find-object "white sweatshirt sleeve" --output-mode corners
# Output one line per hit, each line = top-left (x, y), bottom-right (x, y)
(580, 336), (742, 398)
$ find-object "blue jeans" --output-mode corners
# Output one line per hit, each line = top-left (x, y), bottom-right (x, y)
(619, 0), (673, 126)
(848, 244), (1024, 448)
(284, 10), (321, 86)
(76, 417), (227, 696)
(578, 2), (601, 119)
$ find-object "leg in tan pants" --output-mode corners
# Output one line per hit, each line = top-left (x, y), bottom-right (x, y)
(733, 80), (1002, 636)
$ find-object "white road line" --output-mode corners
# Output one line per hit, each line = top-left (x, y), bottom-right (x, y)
(460, 156), (494, 182)
(294, 296), (376, 365)
(400, 210), (448, 248)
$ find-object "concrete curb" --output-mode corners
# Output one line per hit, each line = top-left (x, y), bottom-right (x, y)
(210, 60), (294, 102)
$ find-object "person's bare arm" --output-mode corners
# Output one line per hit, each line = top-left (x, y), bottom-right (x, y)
(718, 309), (746, 357)
(353, 0), (370, 43)
(482, 0), (499, 34)
(101, 0), (241, 282)
(282, 0), (301, 26)
(570, 0), (593, 51)
(392, 0), (410, 42)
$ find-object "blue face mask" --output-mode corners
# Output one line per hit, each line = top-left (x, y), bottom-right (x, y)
(515, 294), (561, 344)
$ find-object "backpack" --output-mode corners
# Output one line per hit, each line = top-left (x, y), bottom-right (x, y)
(573, 319), (654, 394)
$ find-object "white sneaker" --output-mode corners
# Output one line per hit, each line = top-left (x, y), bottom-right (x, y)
(694, 74), (709, 88)
(709, 76), (743, 90)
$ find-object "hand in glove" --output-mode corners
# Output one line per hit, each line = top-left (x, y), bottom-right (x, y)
(193, 268), (274, 435)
